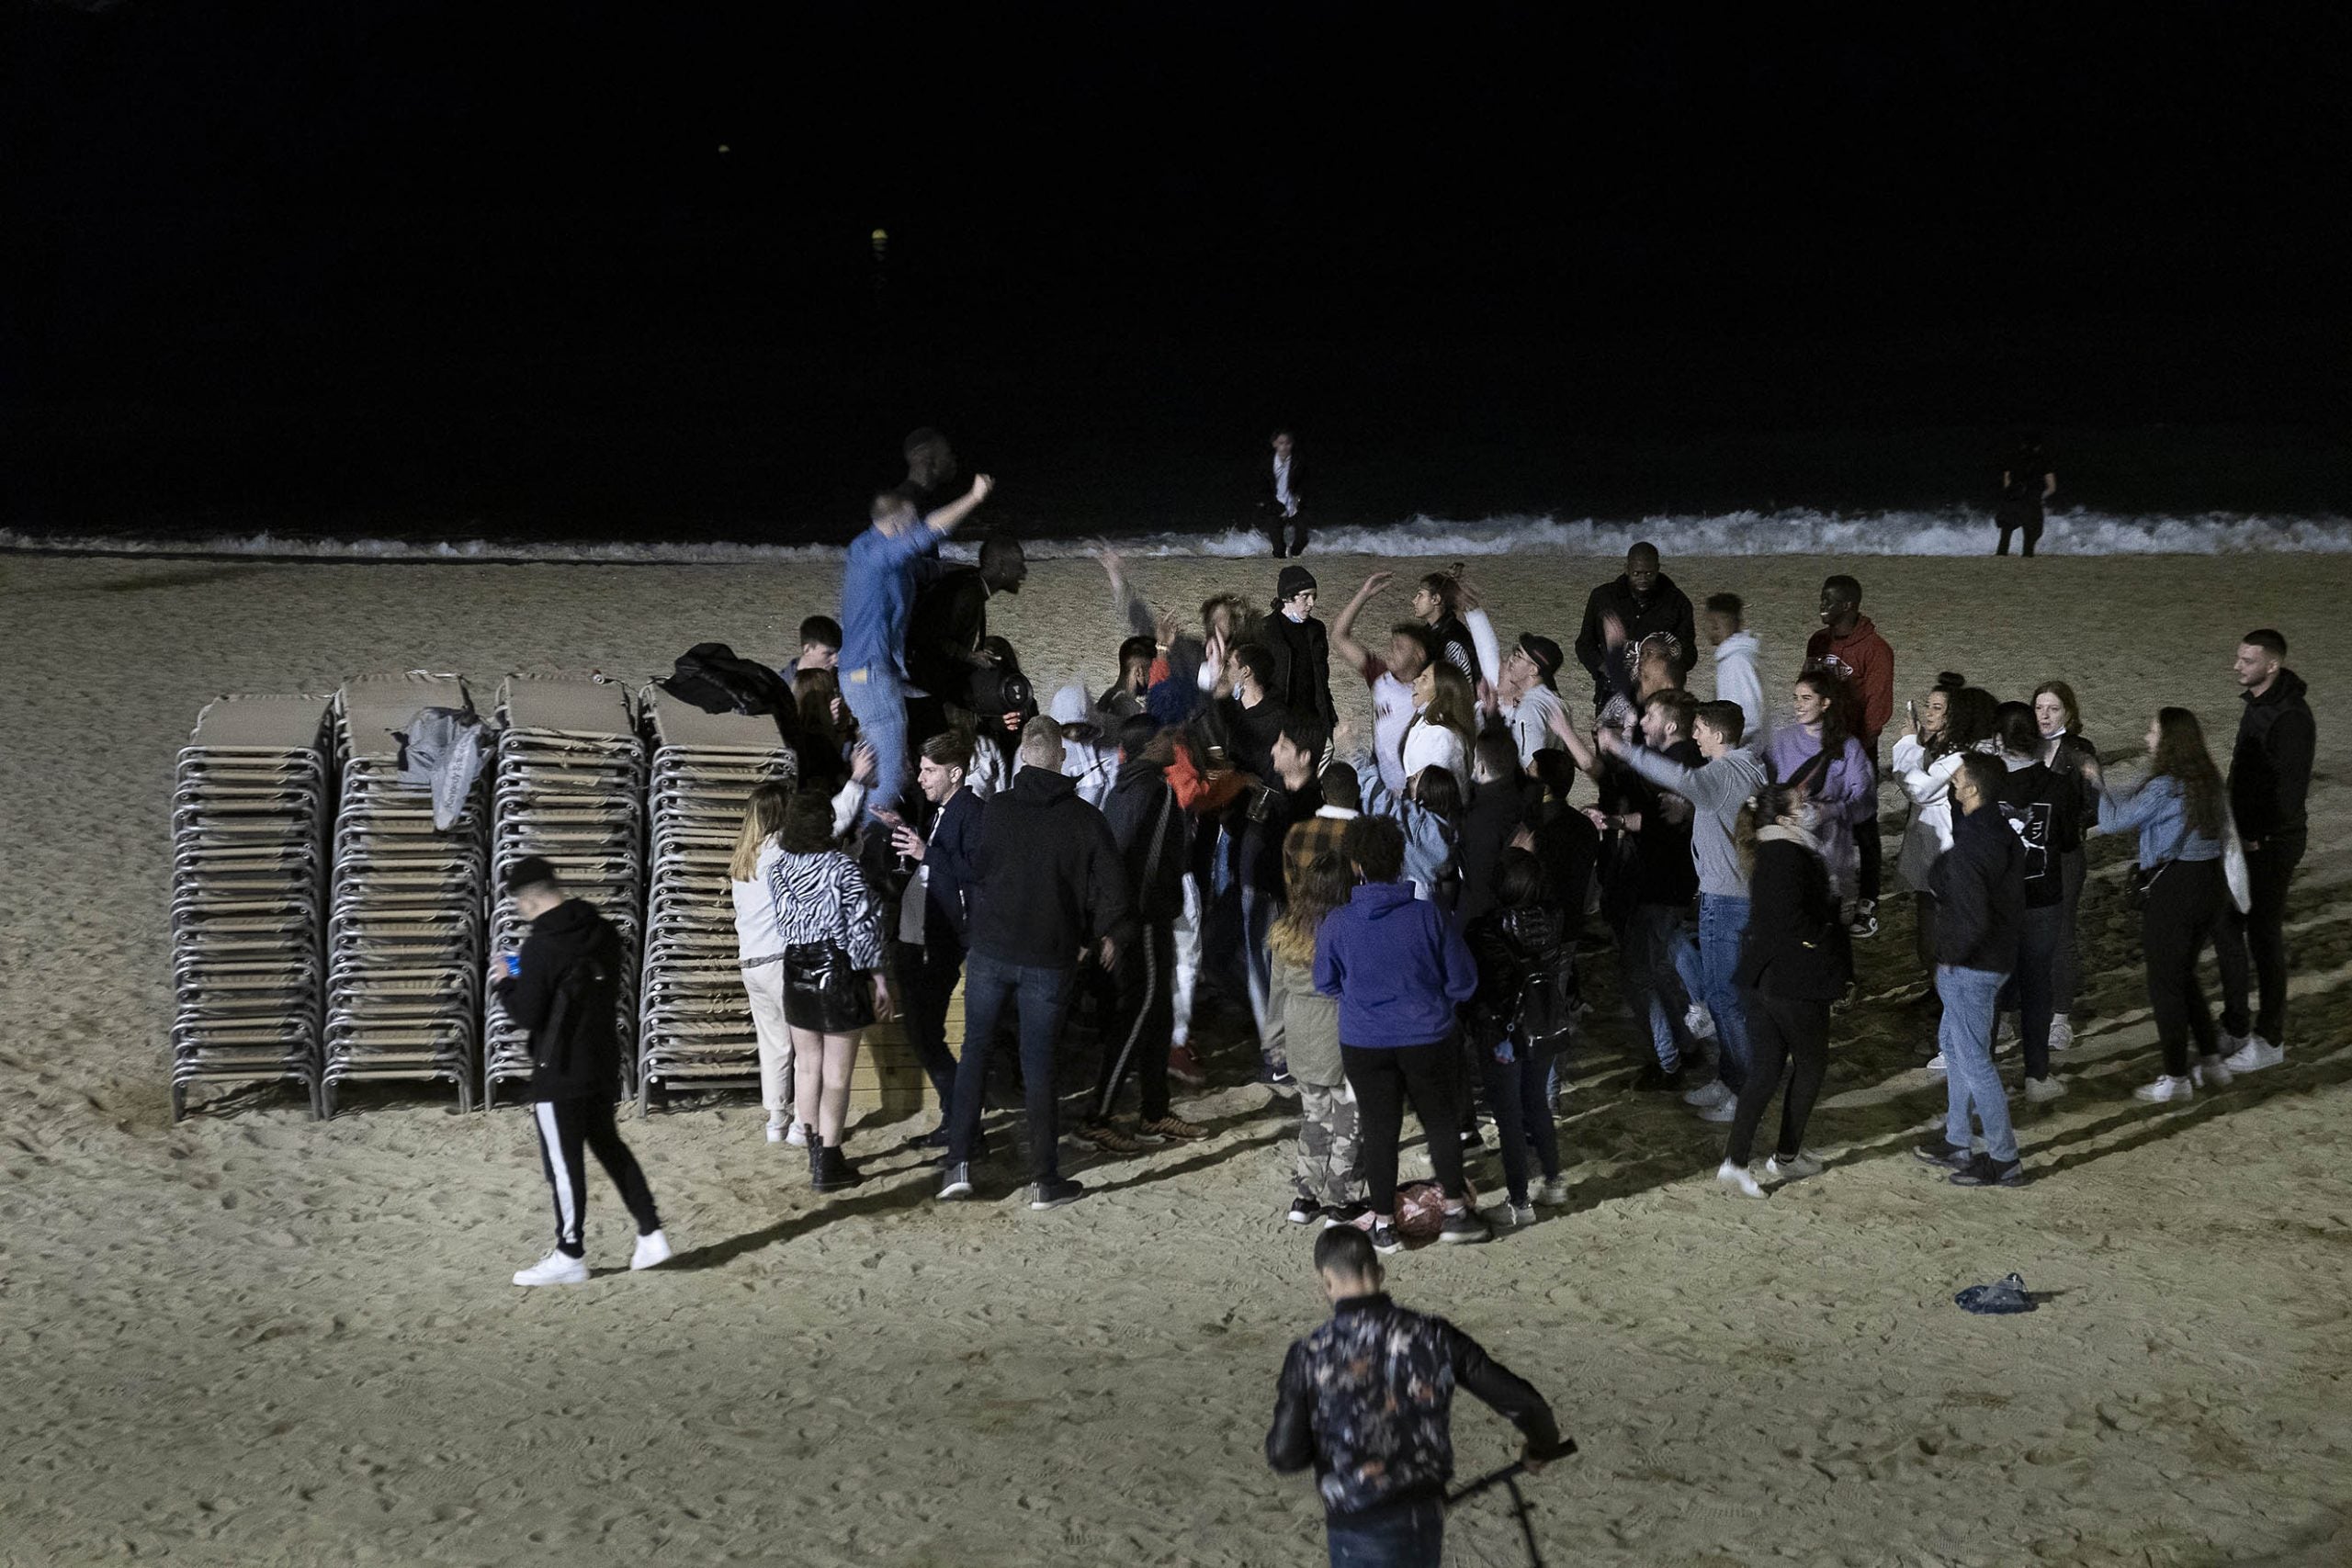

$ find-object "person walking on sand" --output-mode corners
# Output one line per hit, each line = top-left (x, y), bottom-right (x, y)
(1267, 1224), (1570, 1568)
(1804, 574), (1894, 936)
(1315, 816), (1488, 1253)
(492, 857), (668, 1285)
(1913, 754), (2029, 1188)
(1716, 784), (1852, 1198)
(2217, 629), (2313, 1074)
(1995, 434), (2056, 557)
(836, 473), (994, 822)
(1262, 428), (1309, 558)
(1574, 542), (1698, 709)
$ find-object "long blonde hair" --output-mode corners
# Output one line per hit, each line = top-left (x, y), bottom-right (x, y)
(729, 782), (793, 882)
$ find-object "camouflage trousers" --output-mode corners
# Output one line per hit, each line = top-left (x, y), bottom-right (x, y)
(1293, 1079), (1366, 1208)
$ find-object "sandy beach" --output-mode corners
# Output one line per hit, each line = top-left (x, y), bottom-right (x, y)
(2, 546), (2347, 1567)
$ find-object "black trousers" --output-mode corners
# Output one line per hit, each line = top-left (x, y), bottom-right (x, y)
(1476, 1047), (1561, 1203)
(1996, 515), (2044, 556)
(2216, 831), (2302, 1043)
(1341, 1040), (1467, 1214)
(1093, 919), (1174, 1122)
(2142, 858), (2230, 1075)
(534, 1095), (660, 1258)
(1856, 807), (1883, 903)
(1263, 505), (1307, 558)
(1724, 990), (1830, 1167)
(891, 936), (965, 1113)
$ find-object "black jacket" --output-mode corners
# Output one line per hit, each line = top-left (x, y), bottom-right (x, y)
(1238, 777), (1321, 898)
(1928, 804), (2025, 973)
(1457, 772), (1534, 926)
(2231, 669), (2314, 840)
(911, 785), (986, 949)
(1993, 760), (2080, 909)
(905, 567), (991, 701)
(1464, 904), (1570, 1049)
(1261, 612), (1338, 729)
(493, 898), (626, 1100)
(1526, 799), (1600, 941)
(1102, 757), (1193, 923)
(967, 767), (1135, 968)
(1735, 834), (1853, 999)
(1572, 572), (1698, 706)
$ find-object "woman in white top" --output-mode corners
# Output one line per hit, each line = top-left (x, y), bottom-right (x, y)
(729, 783), (801, 1146)
(1888, 681), (1998, 984)
(1400, 660), (1477, 798)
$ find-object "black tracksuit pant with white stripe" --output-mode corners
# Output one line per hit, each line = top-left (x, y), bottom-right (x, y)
(535, 1096), (661, 1258)
(1093, 920), (1174, 1122)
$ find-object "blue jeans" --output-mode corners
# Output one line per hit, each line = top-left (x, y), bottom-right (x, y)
(1241, 885), (1284, 1074)
(1937, 964), (2017, 1163)
(1619, 903), (1700, 1071)
(1327, 1497), (1445, 1568)
(1696, 893), (1754, 1091)
(840, 662), (907, 819)
(946, 953), (1073, 1180)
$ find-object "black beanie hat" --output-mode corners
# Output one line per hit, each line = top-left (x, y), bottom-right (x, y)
(503, 855), (562, 895)
(1276, 564), (1317, 603)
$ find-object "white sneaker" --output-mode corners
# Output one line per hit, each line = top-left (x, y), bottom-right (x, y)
(785, 1122), (809, 1148)
(2133, 1074), (2194, 1103)
(1681, 1078), (1735, 1110)
(2023, 1075), (2069, 1103)
(1696, 1097), (1737, 1123)
(1716, 1159), (1765, 1199)
(1765, 1150), (1824, 1182)
(629, 1230), (673, 1271)
(1495, 1201), (1536, 1228)
(2223, 1035), (2284, 1074)
(513, 1250), (590, 1287)
(765, 1120), (786, 1145)
(2049, 1017), (2075, 1053)
(2194, 1054), (2234, 1089)
(1684, 1003), (1718, 1042)
(1924, 1053), (1948, 1073)
(1532, 1174), (1573, 1207)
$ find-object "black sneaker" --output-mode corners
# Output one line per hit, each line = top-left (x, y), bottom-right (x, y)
(1438, 1209), (1493, 1245)
(937, 1162), (974, 1201)
(1322, 1202), (1372, 1229)
(1029, 1176), (1086, 1211)
(1949, 1155), (2025, 1188)
(1633, 1062), (1685, 1092)
(1287, 1195), (1325, 1225)
(1370, 1219), (1405, 1255)
(1912, 1136), (1973, 1170)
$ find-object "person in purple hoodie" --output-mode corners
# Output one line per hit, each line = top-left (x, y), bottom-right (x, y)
(1314, 816), (1489, 1254)
(1763, 667), (1876, 906)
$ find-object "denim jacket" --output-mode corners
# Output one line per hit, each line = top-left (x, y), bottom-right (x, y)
(2096, 773), (2222, 869)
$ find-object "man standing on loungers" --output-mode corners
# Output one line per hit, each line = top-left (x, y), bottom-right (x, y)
(492, 857), (669, 1286)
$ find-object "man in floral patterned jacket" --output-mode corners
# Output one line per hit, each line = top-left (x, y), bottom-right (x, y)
(1266, 1226), (1569, 1566)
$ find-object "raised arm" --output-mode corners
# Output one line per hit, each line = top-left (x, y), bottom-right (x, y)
(1542, 702), (1600, 776)
(1329, 571), (1391, 677)
(922, 473), (995, 538)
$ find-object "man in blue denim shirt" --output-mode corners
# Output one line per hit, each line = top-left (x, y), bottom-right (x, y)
(837, 474), (993, 822)
(1269, 1225), (1568, 1568)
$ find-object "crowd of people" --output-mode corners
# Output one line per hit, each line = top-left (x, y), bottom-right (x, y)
(492, 430), (2318, 1283)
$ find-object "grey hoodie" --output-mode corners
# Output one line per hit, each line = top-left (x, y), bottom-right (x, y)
(1621, 743), (1768, 897)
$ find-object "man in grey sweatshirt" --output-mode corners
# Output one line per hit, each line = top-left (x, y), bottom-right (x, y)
(1602, 701), (1768, 1111)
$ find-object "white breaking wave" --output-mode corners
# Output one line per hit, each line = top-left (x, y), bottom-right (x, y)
(5, 506), (2349, 565)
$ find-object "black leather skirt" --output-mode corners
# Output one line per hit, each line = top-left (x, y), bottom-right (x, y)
(783, 942), (876, 1032)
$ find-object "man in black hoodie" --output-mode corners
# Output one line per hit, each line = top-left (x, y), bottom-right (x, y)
(1917, 754), (2027, 1189)
(939, 716), (1135, 1210)
(2219, 629), (2315, 1072)
(1082, 716), (1208, 1151)
(1572, 542), (1698, 709)
(1992, 703), (2082, 1102)
(491, 858), (668, 1286)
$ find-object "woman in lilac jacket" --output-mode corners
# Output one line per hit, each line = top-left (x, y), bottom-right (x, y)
(1763, 669), (1874, 902)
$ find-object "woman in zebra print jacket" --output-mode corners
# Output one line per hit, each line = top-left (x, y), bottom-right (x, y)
(768, 789), (890, 1191)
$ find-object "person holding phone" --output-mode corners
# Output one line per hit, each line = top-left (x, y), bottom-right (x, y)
(769, 789), (893, 1192)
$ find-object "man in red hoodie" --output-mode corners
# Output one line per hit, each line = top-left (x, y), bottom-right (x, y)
(1804, 574), (1895, 936)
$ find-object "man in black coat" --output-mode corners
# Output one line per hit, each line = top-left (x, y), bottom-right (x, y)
(884, 731), (988, 1143)
(1571, 542), (1698, 709)
(904, 534), (1028, 745)
(1261, 428), (1307, 558)
(1261, 563), (1338, 729)
(2220, 628), (2316, 1071)
(491, 858), (667, 1286)
(939, 716), (1135, 1211)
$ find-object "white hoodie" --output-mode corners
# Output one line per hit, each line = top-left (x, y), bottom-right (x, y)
(1712, 630), (1769, 751)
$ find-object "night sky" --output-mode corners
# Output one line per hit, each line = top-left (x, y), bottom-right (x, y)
(10, 4), (2350, 538)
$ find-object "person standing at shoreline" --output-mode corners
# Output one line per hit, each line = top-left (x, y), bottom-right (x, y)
(1804, 574), (1894, 936)
(1996, 434), (2056, 557)
(1262, 429), (1308, 558)
(2218, 630), (2312, 1074)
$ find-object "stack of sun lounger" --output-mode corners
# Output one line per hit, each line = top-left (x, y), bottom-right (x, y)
(633, 683), (796, 1111)
(168, 694), (334, 1121)
(322, 673), (488, 1115)
(481, 675), (647, 1107)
